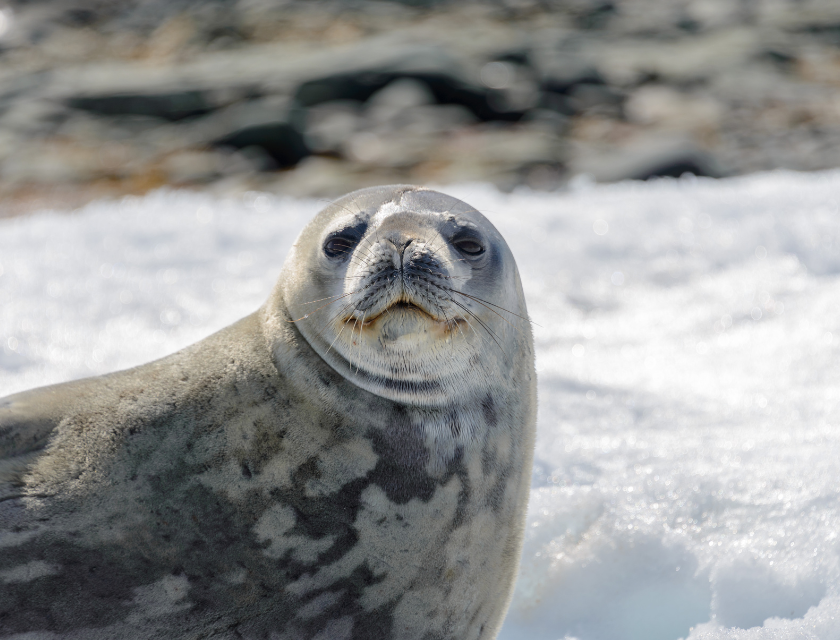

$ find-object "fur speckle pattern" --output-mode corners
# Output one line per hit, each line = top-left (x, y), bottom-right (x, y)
(0, 186), (536, 639)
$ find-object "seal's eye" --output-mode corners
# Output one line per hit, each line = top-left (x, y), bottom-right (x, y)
(454, 239), (485, 256)
(324, 236), (357, 258)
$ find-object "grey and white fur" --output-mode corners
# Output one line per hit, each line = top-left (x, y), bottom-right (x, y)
(0, 185), (536, 640)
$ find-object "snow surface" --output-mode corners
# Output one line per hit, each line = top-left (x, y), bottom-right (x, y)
(2, 172), (840, 640)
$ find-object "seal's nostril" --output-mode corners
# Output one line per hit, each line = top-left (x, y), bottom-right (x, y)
(386, 236), (416, 261)
(387, 237), (413, 251)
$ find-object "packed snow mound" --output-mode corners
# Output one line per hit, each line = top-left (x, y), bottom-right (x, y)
(2, 172), (840, 640)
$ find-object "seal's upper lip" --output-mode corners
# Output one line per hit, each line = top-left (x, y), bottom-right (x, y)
(366, 300), (432, 323)
(349, 298), (452, 325)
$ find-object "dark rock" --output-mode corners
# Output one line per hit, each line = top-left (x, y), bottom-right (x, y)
(758, 48), (798, 71)
(566, 82), (624, 116)
(538, 56), (605, 96)
(67, 91), (215, 122)
(60, 8), (100, 27)
(538, 92), (578, 116)
(676, 17), (702, 34)
(214, 122), (308, 169)
(185, 97), (311, 168)
(795, 23), (840, 46)
(294, 55), (526, 123)
(574, 1), (616, 30)
(632, 154), (721, 180)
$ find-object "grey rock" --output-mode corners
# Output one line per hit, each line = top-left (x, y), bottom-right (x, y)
(566, 82), (624, 116)
(367, 78), (436, 112)
(572, 135), (724, 182)
(161, 150), (224, 184)
(304, 99), (364, 154)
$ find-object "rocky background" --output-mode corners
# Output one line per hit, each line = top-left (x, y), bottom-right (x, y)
(1, 0), (840, 215)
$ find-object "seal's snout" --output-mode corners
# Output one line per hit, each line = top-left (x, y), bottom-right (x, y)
(346, 232), (455, 324)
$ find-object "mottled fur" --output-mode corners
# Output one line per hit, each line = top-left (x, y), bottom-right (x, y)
(0, 186), (536, 639)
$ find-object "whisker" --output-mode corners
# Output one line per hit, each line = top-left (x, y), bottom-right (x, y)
(288, 292), (357, 321)
(441, 288), (529, 336)
(448, 298), (504, 353)
(353, 311), (367, 373)
(453, 290), (536, 325)
(298, 290), (358, 307)
(448, 289), (521, 332)
(291, 277), (379, 322)
(446, 300), (487, 349)
(325, 307), (355, 355)
(312, 299), (359, 341)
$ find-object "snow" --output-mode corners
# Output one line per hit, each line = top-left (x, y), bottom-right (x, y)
(2, 172), (840, 640)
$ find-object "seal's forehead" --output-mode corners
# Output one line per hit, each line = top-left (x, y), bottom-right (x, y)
(314, 185), (496, 238)
(370, 189), (489, 229)
(398, 189), (484, 220)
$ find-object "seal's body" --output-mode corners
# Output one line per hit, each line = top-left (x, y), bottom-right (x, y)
(0, 186), (536, 639)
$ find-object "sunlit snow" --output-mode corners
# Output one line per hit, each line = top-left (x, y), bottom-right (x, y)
(2, 172), (840, 640)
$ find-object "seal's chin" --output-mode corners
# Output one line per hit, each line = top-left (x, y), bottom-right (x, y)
(325, 297), (471, 405)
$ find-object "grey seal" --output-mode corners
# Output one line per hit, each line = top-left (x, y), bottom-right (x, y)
(0, 185), (536, 639)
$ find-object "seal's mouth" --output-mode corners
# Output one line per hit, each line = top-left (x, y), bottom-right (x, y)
(343, 296), (461, 328)
(359, 300), (435, 324)
(388, 301), (425, 313)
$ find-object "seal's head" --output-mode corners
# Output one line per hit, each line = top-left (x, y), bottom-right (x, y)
(277, 185), (529, 407)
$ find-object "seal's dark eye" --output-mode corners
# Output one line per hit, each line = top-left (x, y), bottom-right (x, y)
(454, 239), (484, 256)
(324, 236), (357, 258)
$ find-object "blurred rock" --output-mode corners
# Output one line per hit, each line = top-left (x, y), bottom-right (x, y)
(303, 99), (363, 153)
(0, 139), (135, 184)
(421, 122), (568, 188)
(161, 150), (222, 184)
(571, 134), (724, 182)
(538, 55), (605, 96)
(566, 82), (624, 116)
(0, 99), (66, 136)
(366, 78), (436, 118)
(67, 91), (216, 121)
(215, 121), (308, 169)
(271, 155), (404, 198)
(293, 49), (525, 123)
(625, 85), (723, 133)
(198, 97), (310, 168)
(0, 0), (838, 210)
